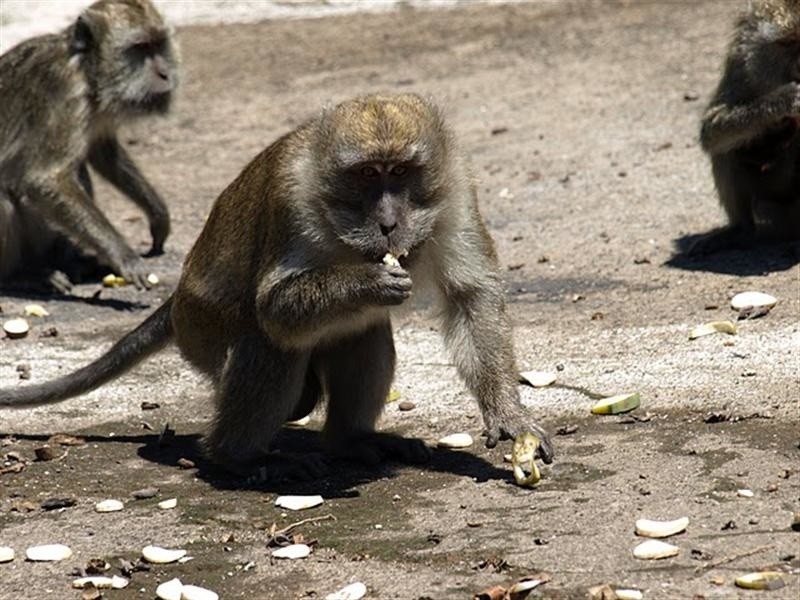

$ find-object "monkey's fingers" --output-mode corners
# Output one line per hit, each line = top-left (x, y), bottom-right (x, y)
(482, 423), (555, 464)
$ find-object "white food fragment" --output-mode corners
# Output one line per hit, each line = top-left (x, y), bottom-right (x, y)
(142, 545), (187, 564)
(275, 495), (324, 511)
(436, 433), (474, 449)
(25, 544), (73, 561)
(325, 581), (368, 600)
(271, 543), (311, 559)
(95, 499), (124, 513)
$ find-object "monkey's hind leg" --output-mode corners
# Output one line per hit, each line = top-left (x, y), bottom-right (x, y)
(204, 334), (328, 481)
(320, 320), (431, 466)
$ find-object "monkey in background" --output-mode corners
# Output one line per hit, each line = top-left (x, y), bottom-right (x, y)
(0, 93), (555, 480)
(0, 0), (179, 291)
(696, 0), (800, 254)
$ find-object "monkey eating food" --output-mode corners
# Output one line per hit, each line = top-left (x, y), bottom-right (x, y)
(0, 0), (179, 291)
(0, 93), (554, 480)
(695, 0), (800, 254)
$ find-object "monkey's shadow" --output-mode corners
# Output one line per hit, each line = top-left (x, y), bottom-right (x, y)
(0, 429), (512, 497)
(0, 286), (150, 312)
(667, 233), (799, 275)
(137, 428), (513, 496)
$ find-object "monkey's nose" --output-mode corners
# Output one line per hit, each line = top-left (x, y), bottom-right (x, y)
(380, 223), (396, 237)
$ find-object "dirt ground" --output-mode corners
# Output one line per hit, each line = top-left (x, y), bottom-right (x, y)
(1, 1), (799, 599)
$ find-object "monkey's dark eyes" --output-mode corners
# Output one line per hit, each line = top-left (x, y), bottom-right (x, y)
(360, 166), (379, 177)
(390, 165), (407, 176)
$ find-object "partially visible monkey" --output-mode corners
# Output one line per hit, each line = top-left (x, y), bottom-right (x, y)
(696, 0), (800, 254)
(0, 93), (554, 480)
(0, 0), (179, 290)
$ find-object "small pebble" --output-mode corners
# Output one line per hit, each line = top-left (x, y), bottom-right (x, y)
(398, 400), (415, 411)
(131, 487), (159, 499)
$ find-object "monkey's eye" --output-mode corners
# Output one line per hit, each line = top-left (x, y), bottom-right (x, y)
(360, 166), (379, 177)
(390, 165), (407, 176)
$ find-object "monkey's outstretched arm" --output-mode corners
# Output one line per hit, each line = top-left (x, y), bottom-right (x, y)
(88, 137), (170, 255)
(256, 262), (411, 349)
(435, 224), (554, 463)
(27, 172), (152, 288)
(700, 82), (800, 155)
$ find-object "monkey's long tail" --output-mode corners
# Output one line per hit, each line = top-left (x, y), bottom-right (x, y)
(0, 297), (174, 408)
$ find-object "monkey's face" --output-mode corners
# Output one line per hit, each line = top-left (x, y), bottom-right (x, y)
(77, 1), (179, 117)
(321, 158), (445, 263)
(316, 94), (450, 262)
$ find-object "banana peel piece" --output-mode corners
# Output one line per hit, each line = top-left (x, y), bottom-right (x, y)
(689, 320), (737, 340)
(591, 392), (640, 415)
(735, 572), (786, 591)
(511, 432), (541, 486)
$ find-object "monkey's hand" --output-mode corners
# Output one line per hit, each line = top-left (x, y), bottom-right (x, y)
(482, 409), (555, 464)
(364, 263), (412, 306)
(111, 250), (154, 290)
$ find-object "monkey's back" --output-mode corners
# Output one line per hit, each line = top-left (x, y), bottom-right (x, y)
(0, 33), (90, 183)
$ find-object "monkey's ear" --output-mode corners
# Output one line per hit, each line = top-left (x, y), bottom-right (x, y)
(70, 15), (95, 54)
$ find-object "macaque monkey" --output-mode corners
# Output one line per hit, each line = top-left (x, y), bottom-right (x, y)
(696, 0), (800, 254)
(0, 0), (179, 290)
(0, 94), (554, 480)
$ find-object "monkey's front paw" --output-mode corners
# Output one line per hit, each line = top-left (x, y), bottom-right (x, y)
(116, 255), (154, 290)
(368, 264), (413, 306)
(483, 418), (554, 464)
(47, 270), (74, 294)
(148, 218), (170, 256)
(331, 432), (431, 466)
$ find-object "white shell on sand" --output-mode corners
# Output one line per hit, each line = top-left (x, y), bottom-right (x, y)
(275, 495), (323, 511)
(635, 516), (689, 538)
(181, 584), (219, 600)
(271, 544), (311, 559)
(325, 581), (368, 600)
(519, 370), (557, 387)
(0, 546), (15, 563)
(158, 498), (178, 510)
(142, 545), (187, 564)
(3, 318), (29, 339)
(632, 539), (680, 560)
(156, 578), (184, 600)
(25, 544), (73, 561)
(730, 291), (777, 311)
(72, 575), (129, 589)
(95, 499), (124, 513)
(436, 433), (474, 449)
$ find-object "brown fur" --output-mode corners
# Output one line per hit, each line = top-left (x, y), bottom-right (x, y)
(0, 93), (553, 479)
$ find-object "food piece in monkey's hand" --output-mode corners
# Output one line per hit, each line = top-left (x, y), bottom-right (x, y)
(511, 432), (542, 487)
(382, 252), (401, 267)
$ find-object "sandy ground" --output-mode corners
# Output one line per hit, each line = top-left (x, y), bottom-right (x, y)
(1, 1), (799, 599)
